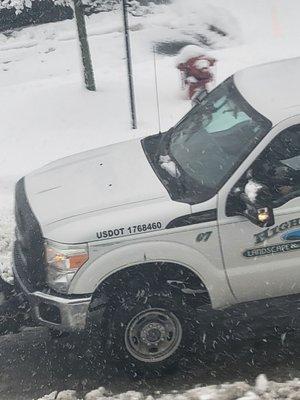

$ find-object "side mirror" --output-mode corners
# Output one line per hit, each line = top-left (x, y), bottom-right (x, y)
(241, 197), (275, 227)
(237, 181), (275, 228)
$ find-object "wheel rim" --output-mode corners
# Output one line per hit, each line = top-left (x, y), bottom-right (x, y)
(124, 308), (182, 363)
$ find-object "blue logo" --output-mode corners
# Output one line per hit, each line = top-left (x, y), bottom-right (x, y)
(282, 229), (300, 241)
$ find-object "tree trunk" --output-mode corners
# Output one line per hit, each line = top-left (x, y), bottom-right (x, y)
(73, 0), (96, 91)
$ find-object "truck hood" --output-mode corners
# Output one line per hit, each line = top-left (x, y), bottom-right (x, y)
(25, 139), (169, 226)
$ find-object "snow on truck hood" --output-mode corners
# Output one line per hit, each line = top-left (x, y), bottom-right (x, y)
(24, 139), (169, 227)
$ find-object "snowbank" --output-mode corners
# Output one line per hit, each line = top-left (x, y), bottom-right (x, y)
(37, 376), (300, 400)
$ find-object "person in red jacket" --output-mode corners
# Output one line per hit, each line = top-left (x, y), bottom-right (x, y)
(177, 55), (216, 100)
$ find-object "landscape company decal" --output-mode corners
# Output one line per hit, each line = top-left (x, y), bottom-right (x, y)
(243, 218), (300, 258)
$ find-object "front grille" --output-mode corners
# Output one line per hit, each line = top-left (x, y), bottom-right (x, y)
(14, 178), (46, 290)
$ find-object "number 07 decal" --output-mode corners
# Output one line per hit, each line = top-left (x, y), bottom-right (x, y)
(196, 231), (212, 242)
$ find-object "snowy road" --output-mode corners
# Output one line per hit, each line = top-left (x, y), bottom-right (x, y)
(0, 296), (298, 400)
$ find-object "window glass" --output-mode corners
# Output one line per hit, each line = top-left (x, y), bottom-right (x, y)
(169, 78), (271, 195)
(244, 125), (300, 208)
(205, 97), (250, 133)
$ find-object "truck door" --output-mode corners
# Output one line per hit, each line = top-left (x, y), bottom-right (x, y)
(218, 125), (300, 302)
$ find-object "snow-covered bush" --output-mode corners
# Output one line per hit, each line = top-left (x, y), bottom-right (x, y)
(0, 0), (170, 16)
(0, 0), (170, 34)
(0, 0), (70, 15)
(82, 0), (119, 15)
(83, 0), (168, 17)
(0, 1), (72, 32)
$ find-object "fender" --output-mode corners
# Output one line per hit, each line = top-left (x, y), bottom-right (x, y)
(69, 240), (236, 309)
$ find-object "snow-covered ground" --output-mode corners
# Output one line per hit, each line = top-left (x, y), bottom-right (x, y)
(0, 0), (299, 397)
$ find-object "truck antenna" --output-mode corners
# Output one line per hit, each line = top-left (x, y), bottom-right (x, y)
(153, 44), (162, 134)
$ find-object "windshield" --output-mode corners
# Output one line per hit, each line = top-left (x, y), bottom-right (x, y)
(169, 77), (272, 201)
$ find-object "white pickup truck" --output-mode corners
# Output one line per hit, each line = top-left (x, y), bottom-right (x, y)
(12, 57), (300, 373)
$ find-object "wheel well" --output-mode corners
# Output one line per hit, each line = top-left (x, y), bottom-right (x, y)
(90, 262), (211, 309)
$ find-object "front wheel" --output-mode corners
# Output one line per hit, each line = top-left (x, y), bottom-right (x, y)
(125, 307), (182, 364)
(104, 294), (192, 375)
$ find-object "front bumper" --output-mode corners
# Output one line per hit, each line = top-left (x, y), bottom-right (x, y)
(13, 264), (91, 332)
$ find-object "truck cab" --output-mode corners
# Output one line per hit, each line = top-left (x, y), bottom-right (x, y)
(13, 57), (300, 373)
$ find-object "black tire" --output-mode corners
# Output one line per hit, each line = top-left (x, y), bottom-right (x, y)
(103, 290), (193, 376)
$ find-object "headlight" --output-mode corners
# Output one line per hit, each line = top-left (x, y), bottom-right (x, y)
(45, 240), (89, 293)
(45, 240), (89, 271)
